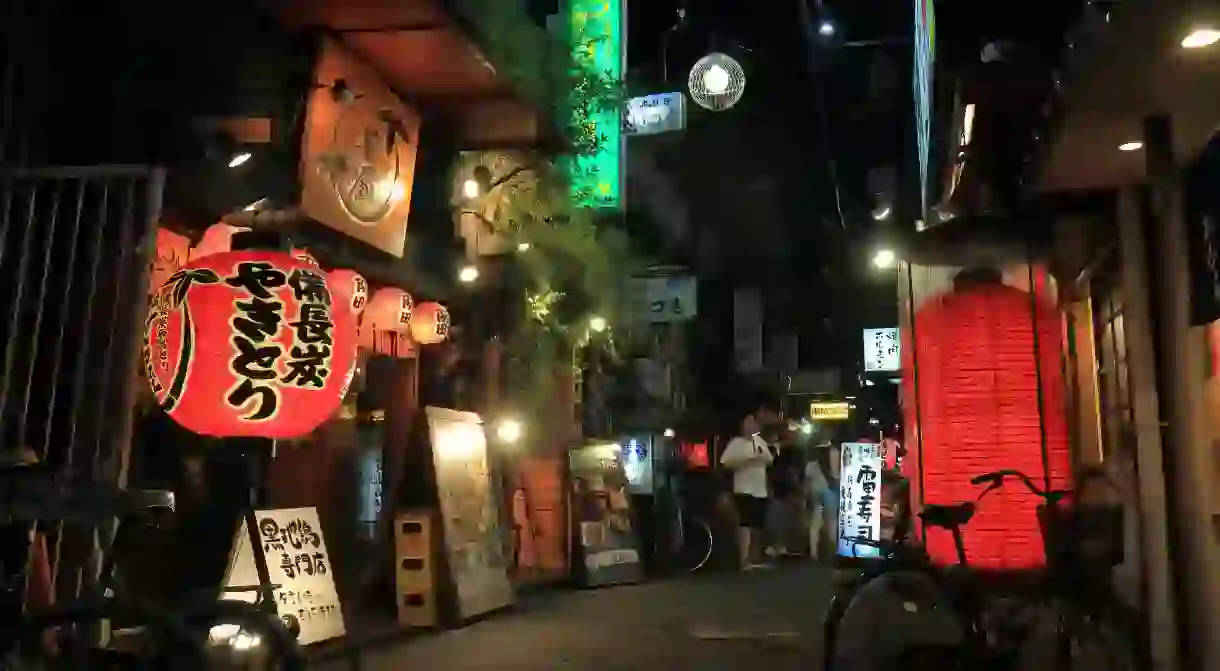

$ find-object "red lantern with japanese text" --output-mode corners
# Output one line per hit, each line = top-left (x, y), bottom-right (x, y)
(327, 269), (368, 317)
(409, 301), (449, 345)
(365, 288), (413, 333)
(143, 250), (359, 439)
(192, 222), (248, 260)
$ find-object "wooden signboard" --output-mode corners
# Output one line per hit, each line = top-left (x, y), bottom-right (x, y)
(221, 506), (345, 646)
(424, 406), (514, 620)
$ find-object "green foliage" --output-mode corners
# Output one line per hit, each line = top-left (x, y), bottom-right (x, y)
(453, 4), (645, 417)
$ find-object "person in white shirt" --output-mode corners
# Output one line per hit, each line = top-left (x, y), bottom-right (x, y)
(720, 408), (775, 570)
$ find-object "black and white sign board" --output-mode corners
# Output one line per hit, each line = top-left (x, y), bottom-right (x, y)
(862, 328), (900, 373)
(220, 506), (345, 646)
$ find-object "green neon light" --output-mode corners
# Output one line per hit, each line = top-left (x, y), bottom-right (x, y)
(565, 0), (623, 209)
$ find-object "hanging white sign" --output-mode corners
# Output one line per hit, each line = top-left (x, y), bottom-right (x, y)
(863, 327), (900, 372)
(837, 442), (883, 558)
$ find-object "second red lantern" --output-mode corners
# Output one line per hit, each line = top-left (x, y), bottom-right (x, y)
(144, 250), (359, 439)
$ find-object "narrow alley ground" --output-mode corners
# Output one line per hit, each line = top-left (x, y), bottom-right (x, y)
(314, 564), (835, 670)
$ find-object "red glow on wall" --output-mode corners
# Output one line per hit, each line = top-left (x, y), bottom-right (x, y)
(902, 277), (1071, 570)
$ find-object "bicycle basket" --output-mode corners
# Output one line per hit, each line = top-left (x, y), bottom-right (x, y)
(1037, 503), (1124, 570)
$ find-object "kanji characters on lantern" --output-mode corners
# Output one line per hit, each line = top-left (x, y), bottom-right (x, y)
(143, 250), (358, 438)
(365, 288), (413, 332)
(410, 301), (449, 345)
(326, 269), (368, 317)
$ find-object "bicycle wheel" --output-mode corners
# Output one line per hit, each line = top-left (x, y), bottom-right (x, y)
(186, 598), (304, 671)
(1013, 595), (1140, 671)
(17, 595), (206, 669)
(826, 569), (967, 671)
(676, 515), (713, 573)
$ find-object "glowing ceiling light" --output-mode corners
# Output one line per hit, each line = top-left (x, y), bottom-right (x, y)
(228, 152), (252, 168)
(872, 249), (897, 269)
(1182, 28), (1220, 49)
(1118, 141), (1144, 152)
(702, 64), (730, 94)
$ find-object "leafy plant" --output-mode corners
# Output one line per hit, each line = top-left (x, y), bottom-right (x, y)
(450, 18), (646, 418)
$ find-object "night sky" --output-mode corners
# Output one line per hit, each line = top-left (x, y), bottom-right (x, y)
(617, 1), (913, 378)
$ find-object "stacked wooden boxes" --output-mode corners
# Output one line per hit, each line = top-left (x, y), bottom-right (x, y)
(394, 510), (439, 628)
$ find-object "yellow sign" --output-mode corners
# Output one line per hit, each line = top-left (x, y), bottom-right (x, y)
(810, 402), (851, 421)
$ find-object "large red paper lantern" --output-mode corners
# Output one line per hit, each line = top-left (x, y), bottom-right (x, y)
(365, 288), (413, 333)
(192, 222), (248, 260)
(327, 269), (368, 317)
(144, 250), (359, 439)
(902, 274), (1071, 570)
(410, 302), (450, 345)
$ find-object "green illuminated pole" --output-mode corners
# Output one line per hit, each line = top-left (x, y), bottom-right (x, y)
(562, 0), (626, 210)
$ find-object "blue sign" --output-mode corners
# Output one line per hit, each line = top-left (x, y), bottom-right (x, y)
(623, 92), (686, 136)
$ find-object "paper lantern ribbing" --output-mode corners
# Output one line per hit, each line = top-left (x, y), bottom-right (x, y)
(143, 250), (358, 439)
(688, 52), (746, 112)
(327, 269), (369, 317)
(902, 276), (1071, 570)
(365, 288), (413, 333)
(192, 223), (249, 260)
(409, 301), (449, 345)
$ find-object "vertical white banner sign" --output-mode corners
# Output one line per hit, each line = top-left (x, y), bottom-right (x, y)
(837, 442), (883, 558)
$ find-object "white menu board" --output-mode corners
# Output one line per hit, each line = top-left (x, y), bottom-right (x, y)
(863, 328), (900, 372)
(221, 506), (345, 645)
(837, 442), (883, 559)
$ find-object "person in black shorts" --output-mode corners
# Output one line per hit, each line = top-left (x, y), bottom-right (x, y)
(719, 401), (780, 570)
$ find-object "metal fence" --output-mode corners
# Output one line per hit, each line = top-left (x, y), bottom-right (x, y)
(0, 165), (163, 601)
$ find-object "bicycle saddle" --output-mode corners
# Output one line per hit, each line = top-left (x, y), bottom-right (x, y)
(919, 503), (975, 530)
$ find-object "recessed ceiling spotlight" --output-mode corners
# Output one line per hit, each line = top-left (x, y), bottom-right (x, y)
(1118, 141), (1143, 152)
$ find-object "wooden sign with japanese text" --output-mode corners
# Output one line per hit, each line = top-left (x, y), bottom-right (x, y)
(222, 506), (345, 645)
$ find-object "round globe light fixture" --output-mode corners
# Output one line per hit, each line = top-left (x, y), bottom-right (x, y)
(688, 52), (746, 112)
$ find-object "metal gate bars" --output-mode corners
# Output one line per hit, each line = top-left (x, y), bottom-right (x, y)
(0, 164), (164, 602)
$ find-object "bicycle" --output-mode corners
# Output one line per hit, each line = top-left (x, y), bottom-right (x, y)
(671, 491), (714, 573)
(3, 463), (305, 670)
(1, 462), (203, 669)
(823, 468), (1140, 671)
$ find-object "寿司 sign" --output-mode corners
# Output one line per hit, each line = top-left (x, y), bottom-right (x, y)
(838, 442), (883, 559)
(143, 250), (359, 439)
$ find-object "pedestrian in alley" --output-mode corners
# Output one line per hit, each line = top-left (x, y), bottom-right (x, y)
(719, 400), (780, 570)
(804, 442), (839, 560)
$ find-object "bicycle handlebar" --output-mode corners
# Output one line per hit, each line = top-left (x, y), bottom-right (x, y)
(970, 468), (1082, 505)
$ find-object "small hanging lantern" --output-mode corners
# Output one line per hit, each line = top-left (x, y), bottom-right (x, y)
(192, 222), (249, 260)
(327, 268), (368, 317)
(409, 301), (449, 345)
(143, 250), (359, 438)
(365, 288), (413, 333)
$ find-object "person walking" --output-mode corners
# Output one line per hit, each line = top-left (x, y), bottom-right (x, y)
(805, 442), (840, 560)
(719, 404), (777, 570)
